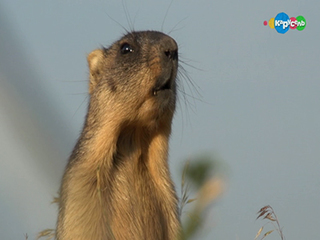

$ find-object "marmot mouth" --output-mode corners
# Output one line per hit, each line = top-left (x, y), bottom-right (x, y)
(152, 77), (172, 96)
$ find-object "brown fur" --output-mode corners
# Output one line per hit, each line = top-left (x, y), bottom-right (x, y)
(56, 31), (181, 240)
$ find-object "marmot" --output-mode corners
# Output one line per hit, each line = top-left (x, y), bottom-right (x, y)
(56, 31), (181, 240)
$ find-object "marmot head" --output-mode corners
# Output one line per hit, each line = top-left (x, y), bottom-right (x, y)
(87, 31), (178, 129)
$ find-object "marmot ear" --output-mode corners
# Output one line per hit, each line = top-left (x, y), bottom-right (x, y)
(87, 49), (104, 94)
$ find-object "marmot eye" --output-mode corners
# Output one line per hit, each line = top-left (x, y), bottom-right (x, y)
(120, 43), (133, 54)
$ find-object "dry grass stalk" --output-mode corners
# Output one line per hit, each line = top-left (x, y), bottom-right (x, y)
(255, 205), (285, 240)
(37, 229), (55, 240)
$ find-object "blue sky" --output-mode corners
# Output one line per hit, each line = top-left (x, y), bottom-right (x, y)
(0, 0), (319, 239)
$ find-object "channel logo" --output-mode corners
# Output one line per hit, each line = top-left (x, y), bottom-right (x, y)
(264, 12), (306, 34)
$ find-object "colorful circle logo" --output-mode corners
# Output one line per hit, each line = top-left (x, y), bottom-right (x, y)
(264, 12), (306, 34)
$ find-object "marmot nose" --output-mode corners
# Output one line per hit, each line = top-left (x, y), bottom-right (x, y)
(164, 49), (178, 60)
(158, 34), (178, 61)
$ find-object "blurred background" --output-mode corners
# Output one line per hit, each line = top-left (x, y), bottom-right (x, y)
(0, 0), (319, 239)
